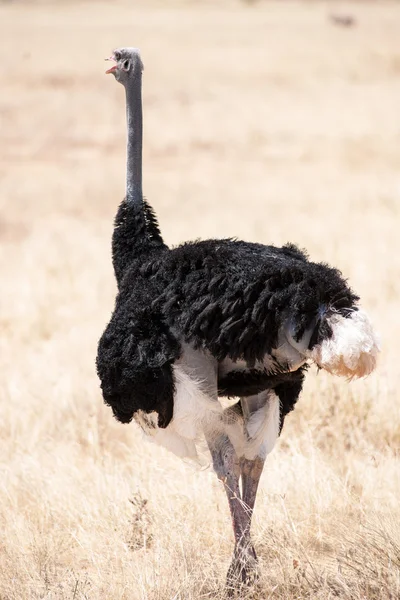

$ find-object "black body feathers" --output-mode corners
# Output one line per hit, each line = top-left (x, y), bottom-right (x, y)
(112, 198), (166, 287)
(138, 239), (358, 365)
(97, 225), (359, 430)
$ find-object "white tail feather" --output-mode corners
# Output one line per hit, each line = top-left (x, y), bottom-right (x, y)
(307, 309), (380, 378)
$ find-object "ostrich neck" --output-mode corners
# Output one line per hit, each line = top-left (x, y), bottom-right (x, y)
(125, 72), (143, 205)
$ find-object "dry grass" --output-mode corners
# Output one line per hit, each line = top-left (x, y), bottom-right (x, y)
(1, 1), (400, 598)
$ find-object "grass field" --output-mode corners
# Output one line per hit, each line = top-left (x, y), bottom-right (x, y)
(1, 1), (400, 598)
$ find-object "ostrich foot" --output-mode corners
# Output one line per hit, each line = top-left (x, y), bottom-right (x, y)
(226, 544), (259, 594)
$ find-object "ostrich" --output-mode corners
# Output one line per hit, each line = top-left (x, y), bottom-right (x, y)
(97, 48), (379, 588)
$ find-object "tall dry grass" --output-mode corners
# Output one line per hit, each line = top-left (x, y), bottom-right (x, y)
(0, 1), (399, 598)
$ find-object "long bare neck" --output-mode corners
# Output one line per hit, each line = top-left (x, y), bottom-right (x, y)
(125, 68), (143, 205)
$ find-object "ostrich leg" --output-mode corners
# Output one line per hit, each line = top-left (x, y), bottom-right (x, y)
(235, 391), (281, 583)
(241, 456), (265, 526)
(239, 455), (265, 562)
(204, 429), (258, 589)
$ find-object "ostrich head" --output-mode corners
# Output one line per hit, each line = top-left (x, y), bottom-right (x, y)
(105, 47), (143, 84)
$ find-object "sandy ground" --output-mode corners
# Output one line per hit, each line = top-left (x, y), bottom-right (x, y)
(1, 1), (399, 598)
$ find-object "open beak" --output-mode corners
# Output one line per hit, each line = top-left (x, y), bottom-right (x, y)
(105, 56), (117, 75)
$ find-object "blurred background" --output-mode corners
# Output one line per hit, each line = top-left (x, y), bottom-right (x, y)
(0, 1), (399, 599)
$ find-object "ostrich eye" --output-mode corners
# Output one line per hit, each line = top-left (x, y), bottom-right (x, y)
(123, 59), (130, 71)
(114, 51), (121, 60)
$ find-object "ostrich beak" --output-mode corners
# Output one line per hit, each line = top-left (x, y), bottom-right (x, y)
(105, 56), (117, 74)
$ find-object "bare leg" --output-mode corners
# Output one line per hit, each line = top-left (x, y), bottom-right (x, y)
(240, 455), (266, 558)
(206, 433), (245, 542)
(205, 389), (280, 591)
(241, 455), (265, 515)
(173, 349), (261, 588)
(235, 391), (280, 583)
(226, 458), (261, 590)
(204, 430), (256, 590)
(240, 391), (279, 518)
(223, 456), (265, 587)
